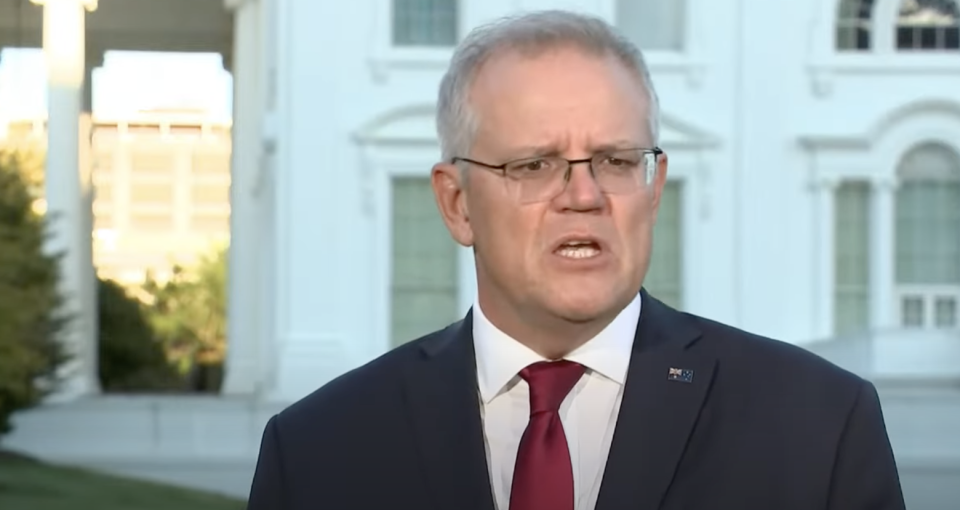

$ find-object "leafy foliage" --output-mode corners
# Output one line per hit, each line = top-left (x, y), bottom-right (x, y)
(0, 151), (68, 436)
(0, 141), (231, 409)
(141, 246), (227, 393)
(97, 278), (182, 392)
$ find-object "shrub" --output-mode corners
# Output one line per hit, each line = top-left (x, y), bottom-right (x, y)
(98, 278), (183, 392)
(142, 246), (227, 393)
(0, 151), (68, 437)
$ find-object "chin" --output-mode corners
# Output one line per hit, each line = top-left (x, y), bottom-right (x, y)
(542, 284), (629, 323)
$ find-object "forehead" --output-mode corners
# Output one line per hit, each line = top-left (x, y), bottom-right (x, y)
(468, 46), (652, 152)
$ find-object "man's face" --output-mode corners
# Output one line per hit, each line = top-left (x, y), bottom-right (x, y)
(432, 46), (667, 326)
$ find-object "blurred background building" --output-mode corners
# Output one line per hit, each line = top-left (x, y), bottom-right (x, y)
(0, 0), (957, 508)
(1, 112), (232, 285)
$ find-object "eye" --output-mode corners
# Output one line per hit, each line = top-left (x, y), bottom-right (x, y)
(507, 158), (552, 174)
(603, 155), (640, 167)
(520, 159), (547, 172)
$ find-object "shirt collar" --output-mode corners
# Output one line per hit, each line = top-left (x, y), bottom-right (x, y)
(473, 293), (641, 404)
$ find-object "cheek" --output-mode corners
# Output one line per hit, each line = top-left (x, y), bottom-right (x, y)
(616, 200), (656, 251)
(475, 204), (543, 263)
(470, 195), (517, 249)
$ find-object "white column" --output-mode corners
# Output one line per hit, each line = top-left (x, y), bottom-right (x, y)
(222, 0), (264, 395)
(870, 178), (898, 330)
(33, 0), (100, 399)
(814, 177), (837, 340)
(257, 0), (279, 400)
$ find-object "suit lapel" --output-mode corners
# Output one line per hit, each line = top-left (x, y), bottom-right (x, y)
(403, 311), (496, 510)
(595, 290), (717, 510)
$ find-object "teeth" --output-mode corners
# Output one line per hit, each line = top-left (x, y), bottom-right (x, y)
(557, 245), (600, 259)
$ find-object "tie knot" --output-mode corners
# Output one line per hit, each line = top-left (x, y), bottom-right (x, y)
(519, 360), (585, 414)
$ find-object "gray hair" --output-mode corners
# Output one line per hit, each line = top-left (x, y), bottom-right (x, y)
(436, 9), (661, 163)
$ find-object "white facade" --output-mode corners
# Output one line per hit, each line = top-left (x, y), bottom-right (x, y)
(2, 0), (960, 507)
(257, 0), (960, 398)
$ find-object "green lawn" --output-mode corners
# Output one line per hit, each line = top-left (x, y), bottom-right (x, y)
(0, 451), (245, 510)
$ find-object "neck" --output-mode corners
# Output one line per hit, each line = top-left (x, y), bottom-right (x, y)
(475, 290), (623, 360)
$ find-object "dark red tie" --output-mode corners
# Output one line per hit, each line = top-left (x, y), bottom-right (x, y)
(509, 360), (586, 510)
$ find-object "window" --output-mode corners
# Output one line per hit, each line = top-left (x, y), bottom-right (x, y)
(615, 0), (686, 51)
(834, 181), (872, 335)
(192, 151), (231, 176)
(128, 212), (174, 231)
(894, 142), (960, 329)
(130, 151), (173, 175)
(129, 182), (174, 204)
(191, 213), (230, 233)
(390, 177), (460, 346)
(644, 180), (683, 309)
(392, 0), (458, 47)
(836, 0), (876, 50)
(191, 183), (230, 204)
(896, 0), (960, 50)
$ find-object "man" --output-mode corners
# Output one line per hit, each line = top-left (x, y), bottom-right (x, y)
(246, 10), (905, 510)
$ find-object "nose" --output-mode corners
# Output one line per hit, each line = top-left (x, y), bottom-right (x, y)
(557, 161), (605, 211)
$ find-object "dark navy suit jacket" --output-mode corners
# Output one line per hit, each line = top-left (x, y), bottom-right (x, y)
(246, 290), (905, 510)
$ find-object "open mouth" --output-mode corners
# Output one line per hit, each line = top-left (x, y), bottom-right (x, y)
(554, 239), (602, 259)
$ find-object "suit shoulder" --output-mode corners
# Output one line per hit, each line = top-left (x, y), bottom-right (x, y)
(274, 322), (455, 428)
(687, 313), (865, 390)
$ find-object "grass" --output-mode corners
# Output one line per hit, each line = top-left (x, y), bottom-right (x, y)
(0, 450), (245, 510)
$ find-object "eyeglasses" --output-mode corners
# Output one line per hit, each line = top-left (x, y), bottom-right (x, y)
(452, 147), (662, 204)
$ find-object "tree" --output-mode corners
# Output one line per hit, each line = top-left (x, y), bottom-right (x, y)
(0, 151), (68, 436)
(98, 278), (183, 392)
(141, 245), (227, 392)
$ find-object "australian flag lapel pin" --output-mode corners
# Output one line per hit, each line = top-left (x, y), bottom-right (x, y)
(667, 367), (694, 383)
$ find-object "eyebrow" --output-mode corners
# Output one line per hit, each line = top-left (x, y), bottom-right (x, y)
(591, 139), (643, 152)
(503, 144), (564, 159)
(505, 139), (641, 159)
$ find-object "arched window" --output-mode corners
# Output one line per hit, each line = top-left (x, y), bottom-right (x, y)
(895, 142), (960, 329)
(895, 0), (960, 50)
(837, 0), (877, 50)
(392, 0), (458, 47)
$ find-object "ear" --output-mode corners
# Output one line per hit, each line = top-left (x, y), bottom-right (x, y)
(431, 162), (475, 247)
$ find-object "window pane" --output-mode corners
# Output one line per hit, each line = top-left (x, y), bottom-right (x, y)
(393, 0), (458, 47)
(901, 296), (925, 327)
(935, 296), (957, 327)
(896, 143), (960, 285)
(391, 177), (460, 346)
(615, 0), (686, 51)
(645, 181), (683, 309)
(836, 0), (876, 50)
(129, 182), (174, 204)
(130, 151), (173, 175)
(896, 182), (960, 284)
(896, 0), (960, 51)
(834, 181), (871, 335)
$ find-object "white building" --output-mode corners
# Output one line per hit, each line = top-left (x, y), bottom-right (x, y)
(2, 0), (959, 507)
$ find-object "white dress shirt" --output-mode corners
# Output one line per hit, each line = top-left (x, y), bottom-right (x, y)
(473, 294), (642, 510)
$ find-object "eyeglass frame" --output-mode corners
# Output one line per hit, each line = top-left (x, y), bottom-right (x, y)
(450, 146), (664, 201)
